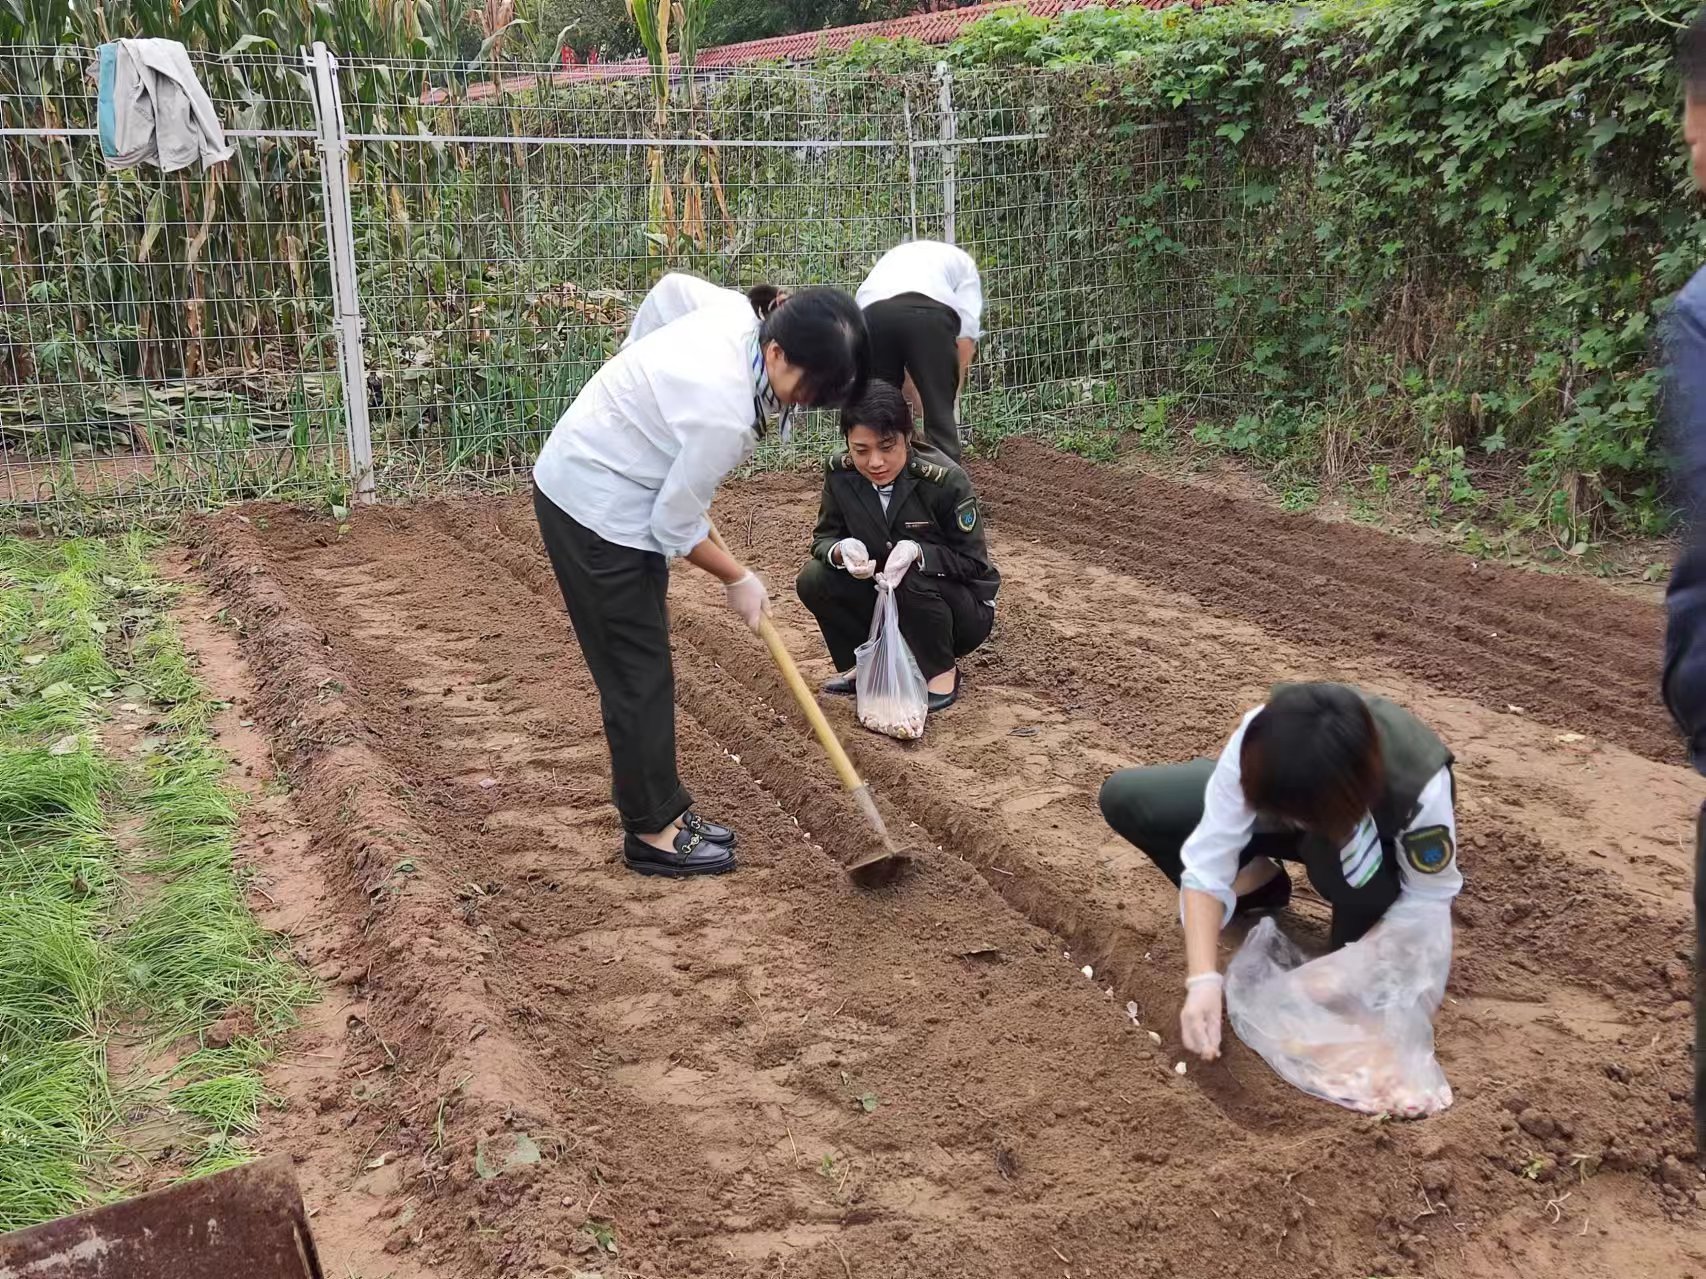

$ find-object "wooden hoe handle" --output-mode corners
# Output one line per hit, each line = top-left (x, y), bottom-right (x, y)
(706, 523), (866, 797)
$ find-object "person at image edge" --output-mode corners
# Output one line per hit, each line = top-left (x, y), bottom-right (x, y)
(1661, 6), (1706, 1146)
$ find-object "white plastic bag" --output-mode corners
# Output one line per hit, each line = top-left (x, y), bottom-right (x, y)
(1225, 896), (1454, 1118)
(855, 581), (928, 740)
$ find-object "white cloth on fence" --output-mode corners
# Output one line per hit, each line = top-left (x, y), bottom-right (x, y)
(96, 39), (234, 172)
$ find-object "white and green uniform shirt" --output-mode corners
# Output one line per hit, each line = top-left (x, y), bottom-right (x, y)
(1179, 706), (1463, 927)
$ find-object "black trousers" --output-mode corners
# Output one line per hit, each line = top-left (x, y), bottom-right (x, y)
(796, 558), (993, 680)
(1098, 759), (1400, 949)
(533, 486), (691, 834)
(864, 293), (963, 462)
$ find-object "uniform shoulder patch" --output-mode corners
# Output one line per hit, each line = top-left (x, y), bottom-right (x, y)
(954, 496), (979, 533)
(1401, 825), (1455, 875)
(829, 452), (855, 474)
(910, 457), (948, 484)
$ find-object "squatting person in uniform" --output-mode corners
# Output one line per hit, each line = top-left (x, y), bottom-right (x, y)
(533, 288), (868, 878)
(1098, 683), (1463, 1059)
(855, 239), (984, 461)
(796, 380), (999, 713)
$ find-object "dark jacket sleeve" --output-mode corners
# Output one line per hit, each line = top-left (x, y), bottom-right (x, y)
(1663, 268), (1706, 772)
(810, 469), (850, 564)
(917, 468), (997, 586)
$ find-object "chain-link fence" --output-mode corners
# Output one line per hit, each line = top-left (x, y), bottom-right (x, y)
(1, 46), (1249, 517)
(0, 44), (346, 517)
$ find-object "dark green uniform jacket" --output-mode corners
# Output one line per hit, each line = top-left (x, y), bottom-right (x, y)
(808, 449), (1000, 603)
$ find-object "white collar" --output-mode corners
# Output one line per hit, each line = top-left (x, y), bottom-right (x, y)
(749, 334), (795, 440)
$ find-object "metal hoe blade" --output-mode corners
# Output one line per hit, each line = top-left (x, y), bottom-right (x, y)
(0, 1155), (325, 1279)
(844, 784), (917, 887)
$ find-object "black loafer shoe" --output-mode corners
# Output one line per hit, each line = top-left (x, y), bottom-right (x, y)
(926, 671), (961, 714)
(682, 811), (737, 848)
(1233, 868), (1292, 917)
(822, 672), (857, 697)
(623, 828), (736, 878)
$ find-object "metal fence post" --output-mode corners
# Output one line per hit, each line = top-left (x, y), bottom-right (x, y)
(902, 88), (920, 241)
(936, 62), (956, 245)
(306, 42), (376, 504)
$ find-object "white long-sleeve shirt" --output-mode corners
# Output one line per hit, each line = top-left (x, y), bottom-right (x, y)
(533, 306), (765, 559)
(1180, 708), (1463, 927)
(623, 273), (752, 349)
(856, 240), (984, 341)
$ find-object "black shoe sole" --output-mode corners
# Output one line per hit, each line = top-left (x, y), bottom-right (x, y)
(624, 855), (739, 879)
(1233, 877), (1292, 917)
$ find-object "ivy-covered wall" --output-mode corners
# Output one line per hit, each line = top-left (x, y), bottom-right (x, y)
(904, 0), (1706, 536)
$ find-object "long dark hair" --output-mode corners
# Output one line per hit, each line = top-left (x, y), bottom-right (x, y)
(758, 287), (869, 409)
(1240, 683), (1384, 841)
(746, 284), (785, 318)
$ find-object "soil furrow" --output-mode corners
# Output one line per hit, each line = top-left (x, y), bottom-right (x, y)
(976, 474), (1672, 761)
(188, 442), (1705, 1278)
(976, 439), (1662, 660)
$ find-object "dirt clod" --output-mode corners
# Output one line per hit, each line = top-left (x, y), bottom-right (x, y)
(1419, 1161), (1453, 1197)
(1662, 1156), (1697, 1192)
(204, 1011), (245, 1049)
(1518, 1112), (1559, 1140)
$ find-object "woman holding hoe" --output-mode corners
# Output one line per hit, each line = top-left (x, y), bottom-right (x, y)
(533, 288), (868, 878)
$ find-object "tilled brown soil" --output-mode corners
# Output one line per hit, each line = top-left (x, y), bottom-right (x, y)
(191, 440), (1706, 1279)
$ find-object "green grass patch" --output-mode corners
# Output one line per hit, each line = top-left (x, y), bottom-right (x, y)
(131, 627), (205, 711)
(0, 532), (313, 1225)
(117, 865), (311, 1039)
(0, 748), (112, 837)
(0, 1041), (111, 1231)
(0, 888), (110, 1046)
(0, 538), (125, 1226)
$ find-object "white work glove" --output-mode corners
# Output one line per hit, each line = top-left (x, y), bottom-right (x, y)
(1180, 972), (1224, 1060)
(834, 538), (875, 580)
(725, 571), (769, 630)
(878, 540), (922, 589)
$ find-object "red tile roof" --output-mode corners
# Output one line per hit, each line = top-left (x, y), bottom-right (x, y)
(698, 0), (1104, 66)
(436, 0), (1165, 102)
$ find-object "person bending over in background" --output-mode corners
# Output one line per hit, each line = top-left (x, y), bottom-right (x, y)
(1662, 4), (1706, 1148)
(623, 272), (786, 349)
(1098, 683), (1463, 1059)
(855, 240), (983, 462)
(533, 289), (868, 878)
(796, 380), (999, 713)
